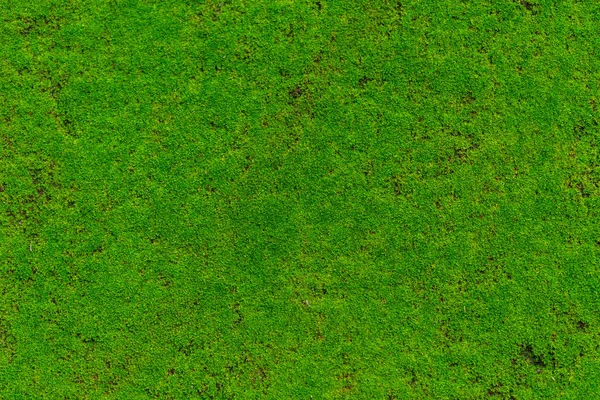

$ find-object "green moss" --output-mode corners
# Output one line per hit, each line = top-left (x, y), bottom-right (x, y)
(1, 0), (600, 398)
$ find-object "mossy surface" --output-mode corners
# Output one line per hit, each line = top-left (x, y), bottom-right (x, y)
(1, 0), (600, 398)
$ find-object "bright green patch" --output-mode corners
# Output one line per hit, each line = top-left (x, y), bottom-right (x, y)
(1, 0), (600, 398)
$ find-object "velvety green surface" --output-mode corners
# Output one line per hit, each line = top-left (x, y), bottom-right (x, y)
(1, 0), (600, 398)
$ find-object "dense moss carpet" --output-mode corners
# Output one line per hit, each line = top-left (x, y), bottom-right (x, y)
(1, 0), (600, 398)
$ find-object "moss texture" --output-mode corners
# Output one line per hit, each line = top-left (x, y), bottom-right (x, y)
(1, 0), (600, 398)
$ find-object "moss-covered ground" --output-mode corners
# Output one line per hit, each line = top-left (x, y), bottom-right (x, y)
(1, 0), (600, 398)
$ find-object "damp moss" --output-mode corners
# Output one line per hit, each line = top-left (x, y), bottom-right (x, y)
(1, 0), (600, 398)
